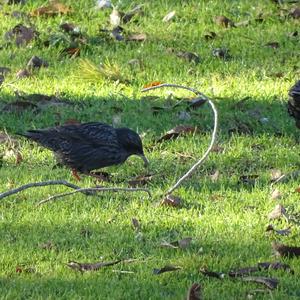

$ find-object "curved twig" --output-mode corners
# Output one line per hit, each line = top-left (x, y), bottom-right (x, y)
(37, 187), (151, 206)
(0, 180), (84, 200)
(142, 83), (218, 195)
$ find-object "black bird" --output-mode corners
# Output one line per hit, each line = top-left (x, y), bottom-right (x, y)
(288, 80), (300, 128)
(20, 122), (148, 180)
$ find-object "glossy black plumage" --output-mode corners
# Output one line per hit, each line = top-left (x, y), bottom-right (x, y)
(20, 122), (148, 174)
(288, 80), (300, 128)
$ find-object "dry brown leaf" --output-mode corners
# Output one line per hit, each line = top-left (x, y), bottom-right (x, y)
(5, 24), (37, 47)
(127, 33), (146, 42)
(272, 242), (300, 257)
(110, 8), (121, 27)
(186, 283), (202, 300)
(271, 189), (282, 200)
(27, 56), (49, 69)
(241, 276), (279, 290)
(31, 1), (72, 17)
(210, 170), (220, 182)
(143, 81), (163, 88)
(157, 125), (198, 143)
(214, 15), (235, 27)
(131, 218), (141, 231)
(67, 260), (121, 272)
(290, 7), (300, 19)
(163, 11), (176, 22)
(270, 169), (282, 182)
(204, 31), (217, 40)
(16, 69), (30, 79)
(176, 51), (200, 64)
(268, 204), (287, 220)
(161, 194), (182, 207)
(153, 265), (182, 275)
(61, 47), (80, 58)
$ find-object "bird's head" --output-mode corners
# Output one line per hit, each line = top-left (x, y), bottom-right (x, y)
(116, 128), (149, 166)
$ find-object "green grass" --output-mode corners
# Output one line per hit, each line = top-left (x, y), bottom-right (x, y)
(0, 0), (300, 299)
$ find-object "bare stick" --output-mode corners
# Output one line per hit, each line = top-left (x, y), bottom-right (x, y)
(37, 187), (151, 206)
(0, 180), (84, 200)
(271, 170), (300, 185)
(142, 83), (218, 195)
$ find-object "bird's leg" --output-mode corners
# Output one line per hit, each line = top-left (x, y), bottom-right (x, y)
(72, 169), (81, 181)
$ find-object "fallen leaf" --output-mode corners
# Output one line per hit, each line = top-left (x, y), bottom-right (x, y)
(265, 42), (280, 49)
(16, 152), (23, 164)
(27, 55), (49, 69)
(174, 237), (193, 249)
(163, 11), (176, 22)
(257, 262), (294, 274)
(15, 265), (36, 274)
(289, 7), (300, 19)
(176, 51), (200, 64)
(235, 19), (251, 27)
(268, 204), (287, 220)
(31, 1), (72, 17)
(186, 283), (202, 300)
(67, 260), (121, 272)
(153, 265), (182, 275)
(214, 15), (235, 27)
(199, 268), (225, 279)
(16, 69), (30, 79)
(271, 189), (282, 200)
(144, 81), (163, 88)
(61, 47), (80, 58)
(210, 170), (220, 182)
(110, 8), (121, 27)
(5, 24), (37, 46)
(241, 276), (279, 290)
(270, 169), (282, 182)
(131, 218), (141, 231)
(272, 242), (300, 257)
(204, 31), (217, 40)
(160, 240), (178, 249)
(157, 125), (198, 143)
(212, 48), (231, 60)
(161, 194), (182, 207)
(228, 266), (259, 277)
(127, 33), (146, 42)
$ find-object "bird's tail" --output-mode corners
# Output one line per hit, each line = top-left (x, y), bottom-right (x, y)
(18, 130), (46, 143)
(288, 81), (300, 128)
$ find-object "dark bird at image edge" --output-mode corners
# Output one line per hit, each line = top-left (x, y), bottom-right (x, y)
(19, 122), (148, 180)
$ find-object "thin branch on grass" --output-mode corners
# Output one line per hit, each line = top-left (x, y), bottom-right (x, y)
(0, 180), (84, 200)
(142, 83), (218, 195)
(271, 170), (300, 185)
(37, 187), (151, 206)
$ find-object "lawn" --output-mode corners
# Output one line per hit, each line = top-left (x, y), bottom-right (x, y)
(0, 0), (300, 299)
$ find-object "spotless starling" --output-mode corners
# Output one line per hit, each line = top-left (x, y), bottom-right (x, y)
(20, 122), (148, 180)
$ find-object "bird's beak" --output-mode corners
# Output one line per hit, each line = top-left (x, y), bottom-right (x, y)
(139, 154), (149, 167)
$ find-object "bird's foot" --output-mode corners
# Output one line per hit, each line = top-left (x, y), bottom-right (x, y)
(72, 169), (81, 181)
